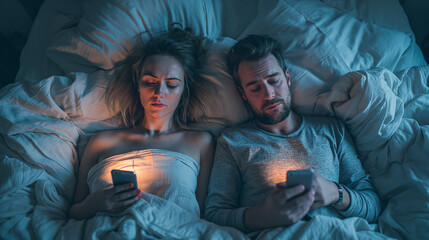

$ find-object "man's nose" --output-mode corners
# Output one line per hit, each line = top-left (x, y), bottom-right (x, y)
(262, 84), (275, 100)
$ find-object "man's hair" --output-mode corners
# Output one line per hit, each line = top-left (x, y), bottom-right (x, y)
(106, 25), (217, 128)
(227, 34), (287, 88)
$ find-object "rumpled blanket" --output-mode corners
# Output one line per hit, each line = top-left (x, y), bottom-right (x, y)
(314, 66), (429, 239)
(1, 66), (428, 239)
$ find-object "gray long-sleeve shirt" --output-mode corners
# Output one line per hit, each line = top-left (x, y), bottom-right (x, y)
(205, 116), (381, 232)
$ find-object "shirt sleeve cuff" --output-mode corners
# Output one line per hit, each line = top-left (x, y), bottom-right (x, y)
(234, 206), (250, 232)
(335, 185), (361, 218)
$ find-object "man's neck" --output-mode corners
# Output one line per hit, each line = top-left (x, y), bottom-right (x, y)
(255, 111), (302, 135)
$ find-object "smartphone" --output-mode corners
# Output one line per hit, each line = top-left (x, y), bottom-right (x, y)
(111, 169), (138, 190)
(286, 169), (314, 190)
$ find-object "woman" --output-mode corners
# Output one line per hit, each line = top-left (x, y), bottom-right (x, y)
(68, 26), (217, 220)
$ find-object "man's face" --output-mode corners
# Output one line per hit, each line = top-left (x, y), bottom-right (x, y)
(237, 54), (292, 125)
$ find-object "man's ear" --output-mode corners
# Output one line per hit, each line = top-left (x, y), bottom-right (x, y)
(285, 68), (291, 86)
(237, 86), (247, 101)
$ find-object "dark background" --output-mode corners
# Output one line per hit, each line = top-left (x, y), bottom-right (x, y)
(0, 0), (428, 91)
(0, 0), (44, 90)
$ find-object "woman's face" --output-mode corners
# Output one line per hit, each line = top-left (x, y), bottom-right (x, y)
(137, 54), (185, 121)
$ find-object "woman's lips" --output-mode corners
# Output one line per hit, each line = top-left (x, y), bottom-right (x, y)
(151, 102), (165, 108)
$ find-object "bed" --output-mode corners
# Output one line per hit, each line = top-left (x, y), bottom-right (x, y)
(1, 0), (428, 239)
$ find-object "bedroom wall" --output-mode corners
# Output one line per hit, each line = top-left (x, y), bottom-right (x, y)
(0, 0), (44, 90)
(400, 0), (429, 63)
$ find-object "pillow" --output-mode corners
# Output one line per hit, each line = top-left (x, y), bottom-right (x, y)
(49, 37), (251, 137)
(198, 37), (251, 131)
(320, 0), (413, 34)
(218, 0), (260, 39)
(14, 0), (80, 83)
(47, 0), (222, 73)
(237, 0), (425, 102)
(319, 0), (428, 66)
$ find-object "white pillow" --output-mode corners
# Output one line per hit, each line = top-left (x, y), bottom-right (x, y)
(47, 0), (222, 73)
(70, 37), (252, 136)
(237, 0), (424, 100)
(199, 37), (251, 128)
(320, 0), (413, 34)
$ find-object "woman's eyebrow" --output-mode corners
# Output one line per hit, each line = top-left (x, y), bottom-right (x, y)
(141, 72), (158, 79)
(141, 72), (182, 81)
(166, 77), (182, 82)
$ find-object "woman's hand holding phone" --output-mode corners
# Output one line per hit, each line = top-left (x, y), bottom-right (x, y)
(87, 183), (142, 214)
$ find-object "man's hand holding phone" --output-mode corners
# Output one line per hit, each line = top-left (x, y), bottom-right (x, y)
(310, 174), (349, 210)
(286, 169), (350, 210)
(243, 170), (316, 230)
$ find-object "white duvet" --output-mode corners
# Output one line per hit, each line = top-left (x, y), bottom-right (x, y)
(4, 66), (427, 239)
(1, 0), (428, 239)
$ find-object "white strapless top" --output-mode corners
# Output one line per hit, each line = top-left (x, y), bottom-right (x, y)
(87, 149), (200, 215)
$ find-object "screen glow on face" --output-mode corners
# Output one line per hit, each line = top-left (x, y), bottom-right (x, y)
(137, 55), (185, 119)
(238, 54), (292, 125)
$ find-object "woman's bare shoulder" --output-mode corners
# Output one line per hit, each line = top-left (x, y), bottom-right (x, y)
(181, 130), (214, 147)
(88, 128), (131, 148)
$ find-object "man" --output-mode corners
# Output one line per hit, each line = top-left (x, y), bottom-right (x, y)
(204, 34), (381, 233)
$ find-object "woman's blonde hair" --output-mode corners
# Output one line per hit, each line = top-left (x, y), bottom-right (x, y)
(105, 26), (219, 129)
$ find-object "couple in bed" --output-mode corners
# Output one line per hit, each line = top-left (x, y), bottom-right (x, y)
(69, 26), (381, 234)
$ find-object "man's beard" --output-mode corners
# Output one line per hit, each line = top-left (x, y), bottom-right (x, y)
(251, 98), (291, 125)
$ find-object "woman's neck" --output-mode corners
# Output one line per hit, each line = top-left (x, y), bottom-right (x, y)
(139, 118), (174, 135)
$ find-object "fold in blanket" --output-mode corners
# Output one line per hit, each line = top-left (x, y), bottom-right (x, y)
(313, 67), (429, 239)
